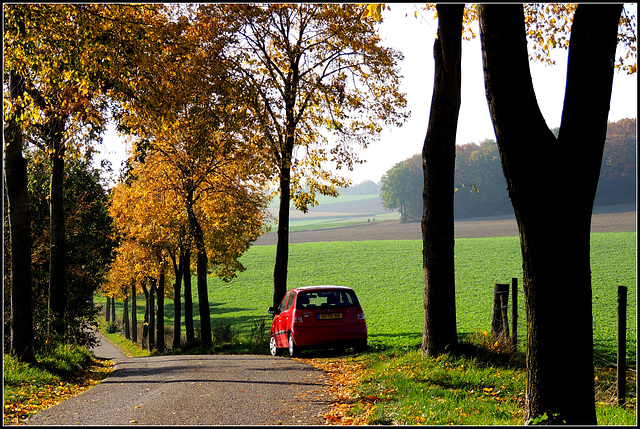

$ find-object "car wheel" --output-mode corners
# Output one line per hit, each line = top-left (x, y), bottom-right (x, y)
(288, 332), (299, 358)
(334, 345), (347, 355)
(270, 334), (282, 356)
(355, 340), (368, 353)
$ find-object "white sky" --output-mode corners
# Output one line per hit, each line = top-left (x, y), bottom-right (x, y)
(96, 3), (638, 186)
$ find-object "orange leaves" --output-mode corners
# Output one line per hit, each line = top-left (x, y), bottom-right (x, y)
(523, 4), (575, 66)
(106, 6), (273, 284)
(297, 357), (375, 425)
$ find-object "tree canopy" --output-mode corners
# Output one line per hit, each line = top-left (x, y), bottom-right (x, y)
(380, 154), (422, 222)
(210, 3), (409, 308)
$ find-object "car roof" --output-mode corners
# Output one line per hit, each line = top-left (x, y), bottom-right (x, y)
(291, 285), (354, 293)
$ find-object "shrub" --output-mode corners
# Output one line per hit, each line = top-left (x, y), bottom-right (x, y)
(105, 322), (119, 334)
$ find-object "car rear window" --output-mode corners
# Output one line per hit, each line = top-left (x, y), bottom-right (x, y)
(296, 290), (359, 309)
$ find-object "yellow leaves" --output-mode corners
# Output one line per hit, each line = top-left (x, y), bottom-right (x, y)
(360, 3), (388, 21)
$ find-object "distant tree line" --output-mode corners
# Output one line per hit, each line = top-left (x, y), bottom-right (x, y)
(380, 118), (636, 221)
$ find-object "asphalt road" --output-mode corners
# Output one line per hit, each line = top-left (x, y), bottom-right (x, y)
(24, 332), (331, 426)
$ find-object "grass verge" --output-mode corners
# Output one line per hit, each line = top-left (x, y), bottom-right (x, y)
(301, 334), (637, 426)
(3, 343), (112, 425)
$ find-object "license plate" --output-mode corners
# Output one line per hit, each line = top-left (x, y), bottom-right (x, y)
(318, 313), (343, 320)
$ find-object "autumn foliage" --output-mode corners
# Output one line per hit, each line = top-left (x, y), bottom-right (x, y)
(103, 5), (271, 349)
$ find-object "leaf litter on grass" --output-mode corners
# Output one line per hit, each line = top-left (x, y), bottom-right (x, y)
(3, 358), (114, 425)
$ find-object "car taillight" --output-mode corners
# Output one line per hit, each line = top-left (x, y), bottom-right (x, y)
(356, 308), (366, 324)
(293, 313), (304, 326)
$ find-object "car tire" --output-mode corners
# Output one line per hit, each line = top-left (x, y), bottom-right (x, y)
(270, 334), (283, 356)
(355, 340), (368, 353)
(288, 332), (299, 358)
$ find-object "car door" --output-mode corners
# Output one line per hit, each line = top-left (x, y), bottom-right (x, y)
(273, 291), (294, 347)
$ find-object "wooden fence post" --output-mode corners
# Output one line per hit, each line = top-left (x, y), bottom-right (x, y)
(617, 285), (627, 406)
(511, 278), (518, 348)
(491, 283), (510, 340)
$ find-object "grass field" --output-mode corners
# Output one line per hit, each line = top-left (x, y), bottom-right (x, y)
(101, 231), (637, 367)
(266, 194), (400, 231)
(91, 230), (637, 425)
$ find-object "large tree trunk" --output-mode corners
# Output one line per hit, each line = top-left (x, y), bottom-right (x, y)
(183, 247), (194, 343)
(123, 295), (130, 340)
(156, 258), (165, 353)
(148, 279), (156, 351)
(186, 199), (212, 348)
(273, 155), (292, 309)
(48, 118), (67, 337)
(421, 4), (463, 358)
(4, 69), (36, 363)
(194, 247), (211, 347)
(142, 282), (149, 348)
(171, 248), (184, 349)
(131, 281), (137, 343)
(477, 4), (621, 424)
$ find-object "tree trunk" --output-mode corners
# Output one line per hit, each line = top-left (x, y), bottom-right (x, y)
(123, 296), (130, 340)
(148, 279), (156, 351)
(186, 199), (211, 347)
(156, 258), (165, 353)
(4, 68), (36, 363)
(421, 4), (463, 358)
(105, 295), (111, 322)
(183, 247), (194, 343)
(477, 4), (621, 424)
(273, 158), (292, 309)
(194, 248), (211, 347)
(131, 281), (137, 343)
(171, 248), (184, 349)
(48, 117), (67, 337)
(142, 282), (149, 347)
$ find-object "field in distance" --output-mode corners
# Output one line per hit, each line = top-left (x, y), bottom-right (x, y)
(208, 232), (637, 367)
(266, 194), (398, 232)
(259, 197), (636, 244)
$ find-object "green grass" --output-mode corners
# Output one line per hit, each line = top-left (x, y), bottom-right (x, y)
(351, 347), (527, 425)
(340, 343), (636, 426)
(95, 231), (636, 425)
(3, 343), (93, 386)
(3, 343), (105, 424)
(99, 231), (636, 366)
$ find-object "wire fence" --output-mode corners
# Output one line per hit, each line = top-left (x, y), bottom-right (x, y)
(455, 278), (637, 370)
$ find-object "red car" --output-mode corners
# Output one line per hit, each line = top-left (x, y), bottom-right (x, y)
(268, 285), (368, 357)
